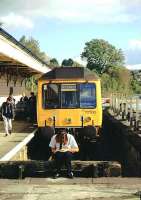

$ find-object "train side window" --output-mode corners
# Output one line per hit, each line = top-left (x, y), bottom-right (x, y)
(42, 84), (59, 109)
(80, 83), (96, 108)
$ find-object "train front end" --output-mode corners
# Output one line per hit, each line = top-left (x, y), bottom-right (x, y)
(37, 67), (102, 138)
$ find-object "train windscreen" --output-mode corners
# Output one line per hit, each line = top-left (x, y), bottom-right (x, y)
(42, 84), (59, 108)
(42, 83), (96, 109)
(80, 83), (96, 108)
(61, 84), (79, 108)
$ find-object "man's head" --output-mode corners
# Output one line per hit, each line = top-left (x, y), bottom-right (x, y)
(30, 92), (34, 96)
(6, 97), (12, 104)
(57, 128), (67, 135)
(55, 128), (68, 143)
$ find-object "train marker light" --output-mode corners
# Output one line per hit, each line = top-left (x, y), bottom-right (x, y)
(84, 117), (91, 123)
(48, 117), (53, 122)
(65, 118), (71, 124)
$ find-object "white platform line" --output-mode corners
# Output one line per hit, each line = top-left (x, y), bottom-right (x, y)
(0, 129), (37, 161)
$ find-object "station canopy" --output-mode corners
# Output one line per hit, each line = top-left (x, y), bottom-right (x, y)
(0, 28), (50, 79)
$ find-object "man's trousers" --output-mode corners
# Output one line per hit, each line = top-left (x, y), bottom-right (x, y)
(54, 151), (73, 174)
(3, 116), (12, 135)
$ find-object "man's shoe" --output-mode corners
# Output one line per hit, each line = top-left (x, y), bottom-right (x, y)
(4, 134), (8, 137)
(9, 130), (12, 134)
(54, 173), (61, 179)
(67, 172), (73, 179)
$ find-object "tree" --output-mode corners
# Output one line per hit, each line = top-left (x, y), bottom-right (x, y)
(62, 58), (74, 66)
(61, 58), (84, 67)
(81, 39), (125, 74)
(19, 35), (47, 62)
(131, 71), (141, 94)
(19, 35), (49, 93)
(101, 66), (132, 96)
(73, 61), (84, 67)
(49, 58), (59, 68)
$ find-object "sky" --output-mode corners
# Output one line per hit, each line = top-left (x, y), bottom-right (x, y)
(0, 0), (141, 70)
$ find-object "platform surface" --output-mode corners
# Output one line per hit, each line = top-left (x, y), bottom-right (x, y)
(0, 177), (140, 200)
(0, 121), (35, 159)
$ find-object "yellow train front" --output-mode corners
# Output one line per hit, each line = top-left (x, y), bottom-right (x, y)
(37, 67), (102, 142)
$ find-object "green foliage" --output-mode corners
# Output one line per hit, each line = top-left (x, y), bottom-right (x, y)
(73, 61), (84, 67)
(101, 66), (132, 96)
(80, 38), (138, 96)
(19, 35), (48, 92)
(61, 58), (84, 67)
(62, 58), (74, 66)
(81, 39), (125, 74)
(25, 76), (37, 94)
(19, 36), (47, 93)
(131, 71), (141, 94)
(49, 58), (59, 68)
(131, 79), (141, 94)
(19, 35), (47, 62)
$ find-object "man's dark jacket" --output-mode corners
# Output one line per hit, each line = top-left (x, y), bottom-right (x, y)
(1, 102), (14, 119)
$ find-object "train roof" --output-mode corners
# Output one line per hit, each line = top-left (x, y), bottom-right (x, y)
(39, 67), (99, 81)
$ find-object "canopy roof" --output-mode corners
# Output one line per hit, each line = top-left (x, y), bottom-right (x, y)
(0, 28), (50, 78)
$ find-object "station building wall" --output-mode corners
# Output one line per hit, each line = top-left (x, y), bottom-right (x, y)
(0, 76), (30, 106)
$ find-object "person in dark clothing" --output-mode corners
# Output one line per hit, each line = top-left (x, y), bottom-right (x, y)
(20, 93), (28, 102)
(1, 97), (15, 136)
(49, 129), (79, 178)
(20, 93), (29, 119)
(28, 92), (37, 122)
(8, 94), (16, 108)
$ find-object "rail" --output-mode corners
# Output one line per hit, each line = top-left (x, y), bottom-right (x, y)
(110, 94), (141, 131)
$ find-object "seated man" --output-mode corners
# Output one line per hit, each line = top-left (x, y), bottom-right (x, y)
(49, 129), (79, 178)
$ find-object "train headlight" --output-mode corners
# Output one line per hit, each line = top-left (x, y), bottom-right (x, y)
(65, 118), (71, 124)
(48, 117), (53, 122)
(84, 116), (91, 123)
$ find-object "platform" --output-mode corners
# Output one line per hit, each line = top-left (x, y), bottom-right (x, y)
(0, 121), (35, 160)
(0, 177), (140, 200)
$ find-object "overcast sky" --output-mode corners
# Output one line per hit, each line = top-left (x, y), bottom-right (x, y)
(1, 0), (141, 69)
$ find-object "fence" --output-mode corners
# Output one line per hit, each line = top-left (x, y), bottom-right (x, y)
(110, 94), (141, 131)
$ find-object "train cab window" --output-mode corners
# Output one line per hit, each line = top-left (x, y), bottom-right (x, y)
(61, 84), (79, 108)
(42, 84), (59, 109)
(80, 83), (96, 108)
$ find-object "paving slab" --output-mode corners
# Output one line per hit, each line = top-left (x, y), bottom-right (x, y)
(0, 178), (140, 200)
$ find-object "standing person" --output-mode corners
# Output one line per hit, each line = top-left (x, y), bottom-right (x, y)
(49, 129), (79, 178)
(28, 92), (36, 123)
(1, 97), (15, 136)
(20, 92), (28, 102)
(8, 94), (16, 108)
(20, 93), (29, 120)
